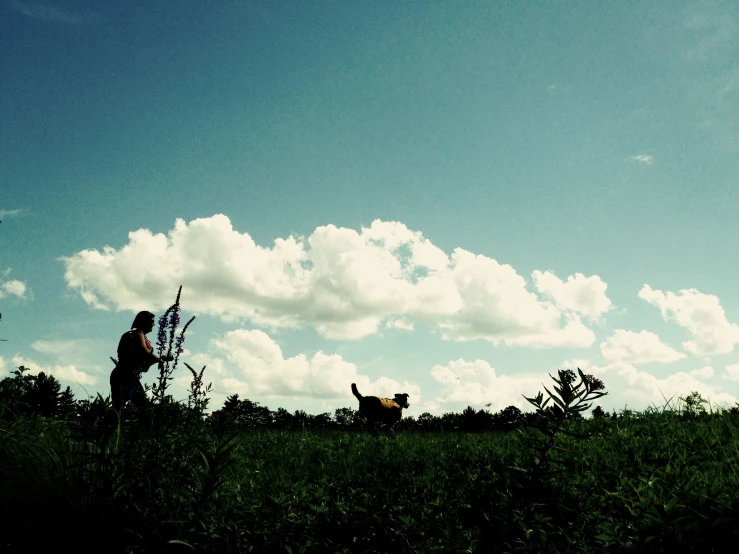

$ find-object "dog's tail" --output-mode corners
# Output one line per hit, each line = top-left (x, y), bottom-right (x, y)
(351, 383), (362, 400)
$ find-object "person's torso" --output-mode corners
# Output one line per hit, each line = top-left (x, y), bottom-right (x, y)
(117, 330), (152, 375)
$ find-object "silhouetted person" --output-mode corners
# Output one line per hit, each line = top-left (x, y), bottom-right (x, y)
(111, 311), (172, 413)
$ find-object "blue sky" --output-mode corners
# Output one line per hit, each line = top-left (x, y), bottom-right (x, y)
(1, 0), (738, 416)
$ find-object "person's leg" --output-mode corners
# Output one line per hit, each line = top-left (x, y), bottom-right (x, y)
(107, 369), (127, 449)
(110, 369), (125, 413)
(129, 379), (154, 431)
(130, 379), (147, 407)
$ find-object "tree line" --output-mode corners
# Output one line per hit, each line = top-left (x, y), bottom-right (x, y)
(0, 365), (638, 434)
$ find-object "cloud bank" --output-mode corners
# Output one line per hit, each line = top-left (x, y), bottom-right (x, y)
(62, 215), (613, 347)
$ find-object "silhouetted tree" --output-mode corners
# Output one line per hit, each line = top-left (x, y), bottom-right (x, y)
(311, 412), (333, 429)
(0, 366), (76, 418)
(334, 407), (355, 428)
(274, 407), (294, 428)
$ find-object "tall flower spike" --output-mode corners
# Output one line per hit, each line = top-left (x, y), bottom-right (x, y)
(175, 334), (185, 354)
(156, 310), (171, 357)
(152, 285), (191, 405)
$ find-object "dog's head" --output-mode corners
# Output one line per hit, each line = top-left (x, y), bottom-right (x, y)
(393, 393), (410, 409)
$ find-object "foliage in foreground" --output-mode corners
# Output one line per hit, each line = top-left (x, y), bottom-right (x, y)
(3, 289), (738, 552)
(2, 366), (739, 553)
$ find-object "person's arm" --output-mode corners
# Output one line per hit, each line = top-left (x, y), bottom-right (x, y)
(132, 331), (173, 370)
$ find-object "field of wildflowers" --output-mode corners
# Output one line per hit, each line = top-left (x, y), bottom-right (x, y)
(1, 289), (738, 553)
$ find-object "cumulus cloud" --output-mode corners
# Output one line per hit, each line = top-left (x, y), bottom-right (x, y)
(11, 355), (97, 385)
(690, 366), (714, 379)
(386, 317), (414, 331)
(189, 328), (421, 402)
(429, 358), (544, 412)
(600, 330), (687, 364)
(533, 271), (613, 320)
(639, 285), (739, 355)
(62, 215), (609, 348)
(0, 279), (26, 299)
(724, 362), (739, 381)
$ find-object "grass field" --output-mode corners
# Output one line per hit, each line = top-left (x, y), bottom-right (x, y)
(2, 388), (739, 553)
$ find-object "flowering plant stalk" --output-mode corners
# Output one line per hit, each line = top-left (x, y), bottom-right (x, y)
(184, 362), (212, 418)
(521, 368), (607, 478)
(151, 286), (196, 405)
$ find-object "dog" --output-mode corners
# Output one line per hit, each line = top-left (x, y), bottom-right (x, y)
(351, 383), (410, 433)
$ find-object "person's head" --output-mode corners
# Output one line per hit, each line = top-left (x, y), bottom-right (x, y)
(131, 311), (155, 332)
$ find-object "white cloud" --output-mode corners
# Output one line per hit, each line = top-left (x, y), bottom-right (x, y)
(0, 208), (22, 220)
(31, 338), (99, 358)
(190, 328), (421, 403)
(546, 84), (573, 92)
(639, 285), (739, 355)
(0, 279), (26, 299)
(429, 358), (544, 412)
(533, 270), (613, 320)
(30, 338), (112, 376)
(0, 340), (111, 390)
(594, 361), (736, 411)
(386, 317), (414, 331)
(560, 358), (591, 370)
(690, 365), (714, 379)
(62, 215), (608, 347)
(600, 330), (687, 364)
(724, 362), (739, 381)
(629, 155), (654, 165)
(11, 355), (97, 385)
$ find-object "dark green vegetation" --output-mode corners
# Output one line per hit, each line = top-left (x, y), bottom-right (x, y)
(2, 292), (738, 553)
(2, 366), (739, 553)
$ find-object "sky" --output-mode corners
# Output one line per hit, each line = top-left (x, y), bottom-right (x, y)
(1, 0), (738, 417)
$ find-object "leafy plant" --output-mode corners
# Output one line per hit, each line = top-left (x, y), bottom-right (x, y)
(521, 368), (607, 478)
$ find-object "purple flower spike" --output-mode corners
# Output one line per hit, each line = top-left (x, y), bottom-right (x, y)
(156, 313), (170, 354)
(175, 334), (185, 355)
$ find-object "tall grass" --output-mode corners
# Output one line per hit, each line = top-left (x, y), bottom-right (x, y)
(3, 396), (739, 553)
